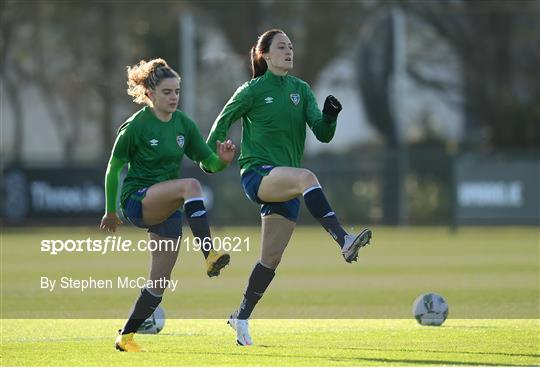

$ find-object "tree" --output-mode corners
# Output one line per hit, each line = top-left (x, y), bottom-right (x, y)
(356, 0), (540, 224)
(4, 1), (109, 163)
(356, 7), (406, 225)
(403, 0), (540, 150)
(1, 0), (183, 163)
(192, 0), (371, 83)
(1, 0), (27, 163)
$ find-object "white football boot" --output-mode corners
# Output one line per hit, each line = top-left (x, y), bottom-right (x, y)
(342, 228), (372, 263)
(228, 312), (253, 346)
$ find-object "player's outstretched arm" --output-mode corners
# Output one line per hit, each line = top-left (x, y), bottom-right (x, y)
(100, 212), (123, 233)
(216, 139), (236, 164)
(306, 86), (341, 143)
(199, 140), (236, 174)
(100, 156), (126, 232)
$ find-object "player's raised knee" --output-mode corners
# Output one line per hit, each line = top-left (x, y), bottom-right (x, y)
(298, 169), (319, 190)
(181, 178), (202, 197)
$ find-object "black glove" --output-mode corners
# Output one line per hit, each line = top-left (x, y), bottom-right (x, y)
(322, 95), (342, 118)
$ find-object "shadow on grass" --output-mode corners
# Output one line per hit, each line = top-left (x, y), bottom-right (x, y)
(169, 349), (532, 366)
(262, 345), (539, 359)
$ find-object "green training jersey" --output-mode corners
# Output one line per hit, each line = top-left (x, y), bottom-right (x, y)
(207, 70), (337, 174)
(111, 106), (213, 206)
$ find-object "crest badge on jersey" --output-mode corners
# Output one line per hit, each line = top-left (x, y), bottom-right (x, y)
(290, 93), (300, 105)
(177, 135), (184, 148)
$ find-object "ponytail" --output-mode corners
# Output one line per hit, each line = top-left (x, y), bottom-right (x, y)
(250, 45), (268, 79)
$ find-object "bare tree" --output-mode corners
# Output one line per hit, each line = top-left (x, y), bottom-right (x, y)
(96, 1), (116, 162)
(1, 0), (27, 164)
(356, 6), (407, 225)
(403, 0), (540, 150)
(5, 1), (92, 163)
(193, 0), (372, 83)
(2, 1), (128, 164)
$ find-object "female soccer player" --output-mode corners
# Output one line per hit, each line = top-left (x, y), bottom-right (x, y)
(100, 58), (236, 352)
(207, 29), (373, 346)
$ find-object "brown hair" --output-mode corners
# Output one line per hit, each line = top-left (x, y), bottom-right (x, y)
(250, 29), (285, 79)
(126, 58), (180, 105)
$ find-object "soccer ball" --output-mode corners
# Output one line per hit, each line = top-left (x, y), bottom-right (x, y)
(137, 305), (165, 334)
(412, 292), (448, 326)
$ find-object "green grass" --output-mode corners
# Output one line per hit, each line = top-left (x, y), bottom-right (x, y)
(1, 226), (539, 365)
(2, 319), (539, 366)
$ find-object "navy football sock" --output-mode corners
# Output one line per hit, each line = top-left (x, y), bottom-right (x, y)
(121, 288), (162, 334)
(184, 198), (212, 259)
(303, 185), (348, 247)
(236, 262), (275, 319)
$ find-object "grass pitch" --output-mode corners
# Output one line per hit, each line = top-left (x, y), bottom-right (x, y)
(1, 319), (539, 366)
(1, 226), (539, 365)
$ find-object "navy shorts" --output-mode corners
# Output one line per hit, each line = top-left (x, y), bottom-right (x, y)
(241, 165), (300, 222)
(121, 187), (183, 239)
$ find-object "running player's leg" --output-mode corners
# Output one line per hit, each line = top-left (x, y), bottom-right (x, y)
(238, 214), (295, 317)
(120, 233), (179, 333)
(116, 232), (180, 352)
(147, 232), (180, 293)
(229, 214), (295, 346)
(258, 167), (372, 258)
(141, 178), (198, 225)
(142, 179), (229, 274)
(256, 167), (315, 202)
(183, 194), (230, 277)
(260, 214), (295, 269)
